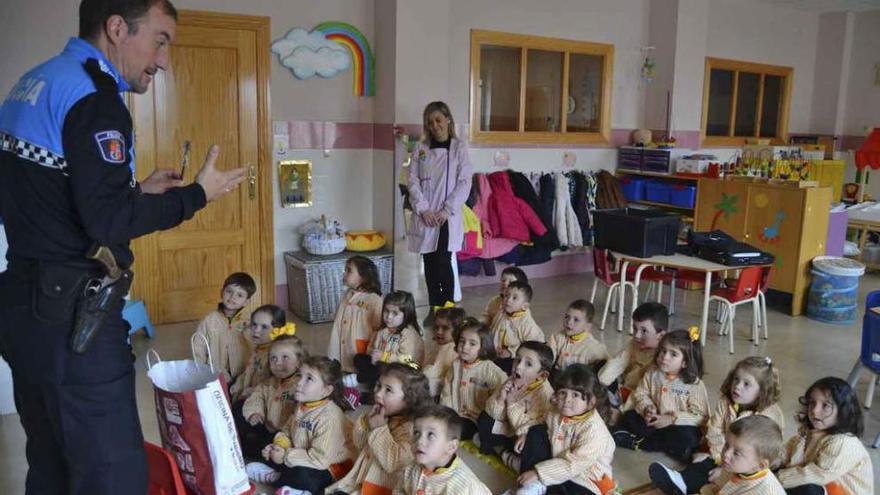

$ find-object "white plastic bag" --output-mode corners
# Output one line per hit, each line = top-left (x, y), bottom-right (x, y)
(146, 335), (251, 495)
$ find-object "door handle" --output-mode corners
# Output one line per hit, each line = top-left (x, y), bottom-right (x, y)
(248, 164), (256, 200)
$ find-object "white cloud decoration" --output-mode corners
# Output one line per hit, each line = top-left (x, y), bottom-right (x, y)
(271, 28), (351, 80)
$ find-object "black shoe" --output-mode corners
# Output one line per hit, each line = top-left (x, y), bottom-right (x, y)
(649, 462), (686, 495)
(612, 430), (639, 450)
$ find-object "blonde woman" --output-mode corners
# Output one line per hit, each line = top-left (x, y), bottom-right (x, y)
(406, 101), (473, 324)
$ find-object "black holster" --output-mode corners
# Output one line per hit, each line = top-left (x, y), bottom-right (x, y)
(71, 269), (134, 354)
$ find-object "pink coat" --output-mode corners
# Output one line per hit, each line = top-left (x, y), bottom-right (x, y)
(407, 139), (473, 254)
(487, 171), (547, 242)
(473, 174), (519, 259)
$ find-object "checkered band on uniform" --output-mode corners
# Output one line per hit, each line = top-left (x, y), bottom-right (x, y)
(0, 132), (68, 175)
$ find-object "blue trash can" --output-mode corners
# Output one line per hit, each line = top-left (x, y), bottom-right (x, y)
(807, 256), (866, 324)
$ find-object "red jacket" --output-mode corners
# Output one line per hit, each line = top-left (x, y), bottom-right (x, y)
(487, 171), (548, 242)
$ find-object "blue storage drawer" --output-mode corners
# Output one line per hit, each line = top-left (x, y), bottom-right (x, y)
(644, 181), (671, 204)
(669, 184), (696, 208)
(620, 177), (646, 202)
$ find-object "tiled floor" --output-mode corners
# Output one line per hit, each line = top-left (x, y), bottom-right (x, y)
(1, 253), (879, 494)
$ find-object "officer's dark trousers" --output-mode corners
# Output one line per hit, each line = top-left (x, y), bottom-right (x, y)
(0, 261), (146, 494)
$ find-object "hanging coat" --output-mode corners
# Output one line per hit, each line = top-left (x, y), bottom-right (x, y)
(473, 174), (519, 259)
(406, 138), (473, 254)
(486, 171), (547, 242)
(554, 172), (583, 248)
(572, 171), (592, 241)
(458, 205), (484, 260)
(508, 171), (559, 252)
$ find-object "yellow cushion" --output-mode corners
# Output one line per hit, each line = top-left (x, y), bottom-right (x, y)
(345, 230), (386, 251)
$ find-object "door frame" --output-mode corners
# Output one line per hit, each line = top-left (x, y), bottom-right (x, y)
(131, 10), (275, 318)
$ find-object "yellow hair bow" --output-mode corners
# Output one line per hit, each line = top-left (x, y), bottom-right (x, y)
(433, 301), (455, 313)
(399, 356), (421, 371)
(273, 431), (291, 449)
(688, 326), (700, 342)
(269, 322), (297, 341)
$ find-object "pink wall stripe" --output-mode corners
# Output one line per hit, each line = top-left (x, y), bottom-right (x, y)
(280, 120), (704, 151)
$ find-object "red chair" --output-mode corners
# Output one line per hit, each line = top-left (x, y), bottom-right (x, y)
(145, 442), (187, 495)
(590, 248), (675, 332)
(624, 263), (676, 329)
(590, 248), (635, 330)
(708, 266), (769, 354)
(756, 266), (772, 340)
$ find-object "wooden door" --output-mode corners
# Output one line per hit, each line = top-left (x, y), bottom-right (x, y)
(129, 11), (273, 324)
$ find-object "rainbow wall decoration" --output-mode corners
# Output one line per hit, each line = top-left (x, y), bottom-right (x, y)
(314, 22), (375, 97)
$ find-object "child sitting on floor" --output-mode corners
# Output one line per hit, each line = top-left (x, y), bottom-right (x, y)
(327, 256), (384, 373)
(394, 404), (492, 495)
(231, 304), (292, 402)
(327, 363), (432, 495)
(482, 266), (529, 324)
(349, 291), (424, 400)
(490, 281), (544, 374)
(247, 356), (354, 495)
(511, 363), (617, 495)
(424, 306), (465, 397)
(650, 356), (785, 495)
(699, 415), (786, 495)
(193, 272), (256, 382)
(478, 341), (555, 472)
(598, 302), (668, 410)
(614, 328), (710, 463)
(777, 377), (873, 495)
(238, 335), (306, 460)
(547, 299), (608, 381)
(440, 317), (507, 440)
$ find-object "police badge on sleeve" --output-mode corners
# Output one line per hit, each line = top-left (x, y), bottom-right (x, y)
(94, 130), (126, 164)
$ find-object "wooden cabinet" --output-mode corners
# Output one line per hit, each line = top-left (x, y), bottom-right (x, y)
(694, 179), (831, 315)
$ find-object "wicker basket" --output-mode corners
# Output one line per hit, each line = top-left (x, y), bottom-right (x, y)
(302, 234), (347, 256)
(285, 250), (394, 323)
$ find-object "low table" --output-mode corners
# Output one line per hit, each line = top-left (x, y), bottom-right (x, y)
(612, 251), (770, 346)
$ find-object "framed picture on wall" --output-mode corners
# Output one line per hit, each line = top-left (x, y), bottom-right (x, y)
(278, 160), (313, 208)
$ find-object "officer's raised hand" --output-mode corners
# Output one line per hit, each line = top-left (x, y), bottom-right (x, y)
(195, 145), (248, 202)
(140, 168), (185, 194)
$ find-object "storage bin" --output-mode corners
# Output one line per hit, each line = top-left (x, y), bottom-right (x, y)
(617, 147), (642, 172)
(285, 249), (393, 323)
(642, 149), (674, 174)
(620, 177), (645, 202)
(669, 184), (697, 208)
(593, 208), (681, 258)
(644, 181), (671, 204)
(806, 256), (866, 324)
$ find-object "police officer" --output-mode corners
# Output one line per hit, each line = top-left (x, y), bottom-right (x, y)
(0, 1), (246, 493)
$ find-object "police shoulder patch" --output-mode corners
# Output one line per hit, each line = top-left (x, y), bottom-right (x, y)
(94, 130), (126, 164)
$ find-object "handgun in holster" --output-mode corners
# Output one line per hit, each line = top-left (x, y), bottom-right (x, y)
(70, 245), (135, 354)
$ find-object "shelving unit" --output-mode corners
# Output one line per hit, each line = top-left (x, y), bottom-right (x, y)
(617, 170), (700, 222)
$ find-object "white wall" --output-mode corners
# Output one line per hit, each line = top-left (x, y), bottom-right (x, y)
(810, 12), (852, 135)
(705, 0), (820, 134)
(645, 0), (679, 131)
(395, 0), (650, 128)
(272, 150), (376, 280)
(843, 9), (880, 136)
(670, 0), (710, 133)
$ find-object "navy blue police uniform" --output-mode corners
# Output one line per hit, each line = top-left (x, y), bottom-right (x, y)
(0, 38), (206, 494)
